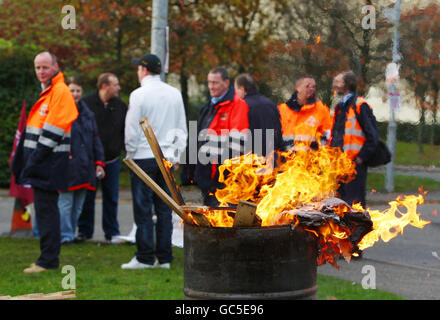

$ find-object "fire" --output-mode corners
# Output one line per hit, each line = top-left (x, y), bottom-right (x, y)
(163, 158), (173, 169)
(215, 145), (356, 226)
(357, 194), (430, 250)
(193, 144), (430, 268)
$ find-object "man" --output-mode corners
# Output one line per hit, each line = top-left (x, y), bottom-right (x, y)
(331, 71), (379, 208)
(77, 73), (127, 243)
(121, 53), (187, 269)
(277, 75), (332, 151)
(11, 51), (78, 273)
(234, 73), (283, 157)
(195, 67), (250, 206)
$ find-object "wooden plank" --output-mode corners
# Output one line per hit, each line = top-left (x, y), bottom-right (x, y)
(139, 117), (185, 205)
(180, 205), (237, 213)
(0, 290), (76, 300)
(123, 158), (194, 225)
(189, 212), (212, 227)
(233, 201), (257, 227)
(180, 205), (210, 213)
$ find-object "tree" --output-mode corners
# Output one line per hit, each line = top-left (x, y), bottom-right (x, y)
(168, 0), (285, 115)
(0, 0), (88, 71)
(168, 0), (218, 118)
(76, 0), (152, 93)
(271, 0), (392, 105)
(400, 3), (440, 152)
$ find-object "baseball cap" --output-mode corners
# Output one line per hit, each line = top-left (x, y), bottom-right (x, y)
(131, 53), (162, 74)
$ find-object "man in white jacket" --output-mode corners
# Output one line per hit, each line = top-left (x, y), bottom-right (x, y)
(122, 53), (187, 270)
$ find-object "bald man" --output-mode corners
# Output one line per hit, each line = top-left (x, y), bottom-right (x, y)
(12, 51), (78, 274)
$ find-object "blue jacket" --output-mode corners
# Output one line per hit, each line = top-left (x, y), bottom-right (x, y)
(64, 100), (105, 192)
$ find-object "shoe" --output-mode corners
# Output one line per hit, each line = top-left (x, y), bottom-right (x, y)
(158, 263), (170, 269)
(121, 257), (154, 270)
(74, 233), (90, 243)
(61, 240), (75, 246)
(154, 261), (170, 269)
(109, 236), (126, 244)
(23, 263), (48, 274)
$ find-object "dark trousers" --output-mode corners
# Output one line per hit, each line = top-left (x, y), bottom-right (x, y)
(338, 161), (368, 208)
(78, 159), (120, 240)
(129, 158), (173, 265)
(33, 187), (60, 269)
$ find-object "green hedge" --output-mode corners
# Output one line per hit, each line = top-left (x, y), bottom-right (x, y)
(0, 47), (40, 187)
(377, 121), (440, 145)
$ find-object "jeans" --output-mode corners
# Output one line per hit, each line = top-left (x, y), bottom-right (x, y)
(78, 159), (121, 240)
(33, 212), (39, 238)
(129, 158), (173, 265)
(58, 189), (87, 243)
(33, 187), (60, 269)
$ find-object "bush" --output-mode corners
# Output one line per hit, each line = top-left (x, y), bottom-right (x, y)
(0, 43), (40, 187)
(377, 121), (440, 145)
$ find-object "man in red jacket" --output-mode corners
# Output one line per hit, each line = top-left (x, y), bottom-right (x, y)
(195, 67), (250, 206)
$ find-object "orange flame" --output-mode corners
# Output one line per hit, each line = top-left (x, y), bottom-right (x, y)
(163, 158), (173, 170)
(215, 145), (356, 227)
(357, 195), (430, 250)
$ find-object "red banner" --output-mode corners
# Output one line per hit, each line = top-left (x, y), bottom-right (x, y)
(9, 100), (34, 207)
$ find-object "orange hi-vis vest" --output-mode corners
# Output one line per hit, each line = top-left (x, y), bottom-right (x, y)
(278, 100), (331, 150)
(341, 97), (370, 160)
(25, 72), (77, 150)
(12, 71), (78, 191)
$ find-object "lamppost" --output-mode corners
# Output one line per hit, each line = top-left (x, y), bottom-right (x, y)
(151, 0), (169, 81)
(385, 0), (402, 192)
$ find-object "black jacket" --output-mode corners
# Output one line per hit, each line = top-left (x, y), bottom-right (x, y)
(63, 100), (105, 191)
(245, 90), (283, 156)
(331, 94), (378, 162)
(80, 92), (127, 161)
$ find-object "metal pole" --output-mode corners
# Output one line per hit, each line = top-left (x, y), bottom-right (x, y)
(385, 0), (401, 192)
(151, 0), (168, 81)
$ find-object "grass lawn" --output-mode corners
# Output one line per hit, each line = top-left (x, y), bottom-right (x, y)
(394, 141), (440, 167)
(0, 237), (402, 300)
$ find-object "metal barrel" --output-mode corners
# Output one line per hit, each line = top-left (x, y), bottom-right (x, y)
(184, 224), (318, 300)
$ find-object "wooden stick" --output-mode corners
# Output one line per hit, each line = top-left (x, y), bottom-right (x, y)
(139, 117), (185, 205)
(233, 200), (257, 227)
(138, 117), (212, 227)
(180, 205), (237, 212)
(0, 290), (76, 300)
(123, 158), (194, 225)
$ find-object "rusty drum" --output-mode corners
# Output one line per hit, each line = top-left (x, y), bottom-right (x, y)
(183, 224), (318, 300)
